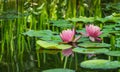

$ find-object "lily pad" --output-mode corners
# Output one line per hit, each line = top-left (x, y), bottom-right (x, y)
(42, 68), (75, 72)
(36, 40), (72, 50)
(116, 44), (120, 48)
(68, 17), (94, 23)
(103, 24), (117, 29)
(77, 37), (90, 43)
(78, 42), (111, 48)
(101, 28), (119, 37)
(114, 27), (120, 31)
(104, 51), (120, 56)
(73, 47), (109, 54)
(40, 35), (62, 42)
(80, 59), (120, 70)
(49, 20), (73, 28)
(22, 30), (55, 37)
(94, 17), (105, 23)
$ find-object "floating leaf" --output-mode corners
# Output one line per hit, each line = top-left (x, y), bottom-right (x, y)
(80, 59), (120, 70)
(104, 51), (120, 56)
(103, 24), (117, 29)
(42, 68), (75, 72)
(73, 47), (109, 54)
(36, 40), (58, 49)
(23, 30), (54, 37)
(50, 35), (62, 42)
(36, 40), (72, 50)
(116, 44), (120, 48)
(77, 37), (90, 43)
(116, 38), (120, 48)
(68, 17), (94, 23)
(40, 35), (62, 42)
(49, 20), (73, 28)
(0, 10), (23, 19)
(114, 27), (120, 31)
(78, 42), (111, 48)
(94, 17), (105, 23)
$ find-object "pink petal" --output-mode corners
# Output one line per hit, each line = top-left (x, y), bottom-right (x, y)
(89, 36), (95, 42)
(60, 29), (75, 43)
(85, 24), (102, 41)
(95, 37), (102, 42)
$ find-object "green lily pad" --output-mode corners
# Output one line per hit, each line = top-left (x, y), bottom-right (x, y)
(78, 42), (111, 48)
(42, 68), (75, 72)
(101, 29), (118, 37)
(36, 40), (72, 50)
(104, 51), (120, 56)
(23, 30), (62, 41)
(22, 30), (55, 37)
(80, 59), (120, 70)
(73, 47), (109, 54)
(50, 20), (73, 28)
(36, 40), (58, 49)
(68, 17), (94, 23)
(94, 17), (105, 23)
(114, 27), (120, 31)
(100, 33), (111, 37)
(116, 44), (120, 48)
(40, 35), (62, 42)
(77, 37), (90, 43)
(116, 39), (120, 48)
(103, 24), (117, 29)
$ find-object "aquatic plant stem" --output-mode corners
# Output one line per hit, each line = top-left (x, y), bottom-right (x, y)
(69, 56), (73, 68)
(63, 56), (68, 69)
(0, 40), (4, 61)
(60, 52), (64, 62)
(110, 35), (116, 50)
(43, 52), (46, 63)
(37, 52), (40, 67)
(75, 53), (78, 70)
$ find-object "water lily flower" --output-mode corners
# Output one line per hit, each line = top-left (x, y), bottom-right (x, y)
(60, 28), (81, 57)
(60, 29), (75, 43)
(86, 24), (102, 42)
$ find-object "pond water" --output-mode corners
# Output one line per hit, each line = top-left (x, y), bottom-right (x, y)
(0, 48), (119, 72)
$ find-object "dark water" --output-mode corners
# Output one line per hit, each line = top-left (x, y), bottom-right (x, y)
(0, 48), (119, 72)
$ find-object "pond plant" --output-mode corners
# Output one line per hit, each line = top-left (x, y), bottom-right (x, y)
(1, 0), (120, 72)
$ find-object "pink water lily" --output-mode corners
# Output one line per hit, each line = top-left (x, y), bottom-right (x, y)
(60, 29), (75, 43)
(86, 24), (102, 42)
(60, 29), (81, 57)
